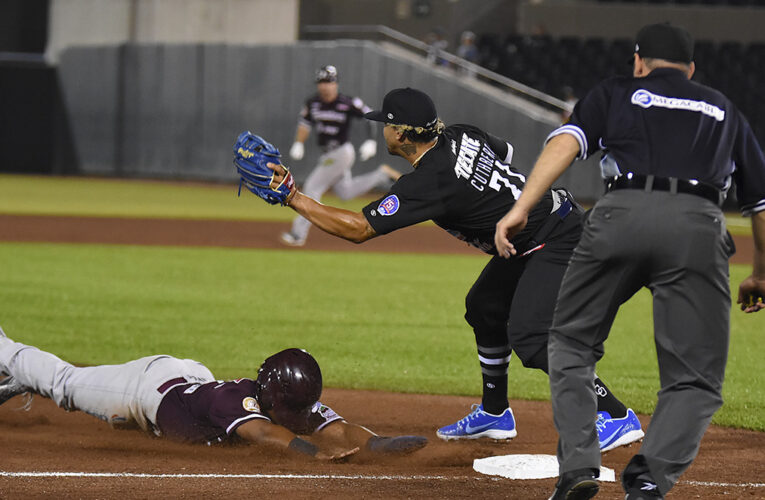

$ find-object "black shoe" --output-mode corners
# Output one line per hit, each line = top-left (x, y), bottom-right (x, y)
(548, 468), (600, 500)
(624, 478), (663, 499)
(0, 375), (27, 406)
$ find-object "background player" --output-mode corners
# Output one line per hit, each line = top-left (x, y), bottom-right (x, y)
(260, 87), (643, 452)
(281, 65), (401, 247)
(0, 326), (427, 459)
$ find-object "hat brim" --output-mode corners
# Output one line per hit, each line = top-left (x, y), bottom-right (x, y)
(364, 110), (389, 123)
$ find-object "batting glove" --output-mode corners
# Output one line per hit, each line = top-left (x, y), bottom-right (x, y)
(359, 139), (377, 161)
(289, 141), (305, 161)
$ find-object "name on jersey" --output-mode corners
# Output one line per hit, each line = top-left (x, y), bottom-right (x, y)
(631, 89), (725, 122)
(311, 109), (348, 123)
(453, 133), (498, 192)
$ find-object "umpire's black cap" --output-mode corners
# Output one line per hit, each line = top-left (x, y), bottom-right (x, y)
(633, 22), (694, 64)
(365, 88), (439, 129)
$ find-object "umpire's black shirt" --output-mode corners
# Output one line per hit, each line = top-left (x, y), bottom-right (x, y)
(362, 124), (555, 255)
(549, 67), (765, 215)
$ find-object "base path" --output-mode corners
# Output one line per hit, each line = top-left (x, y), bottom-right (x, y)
(0, 390), (763, 499)
(0, 214), (756, 264)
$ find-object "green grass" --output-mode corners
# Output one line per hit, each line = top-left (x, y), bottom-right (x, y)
(0, 243), (761, 431)
(0, 173), (376, 222)
(0, 174), (761, 431)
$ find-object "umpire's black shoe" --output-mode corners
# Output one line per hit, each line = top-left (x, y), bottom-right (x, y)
(548, 468), (600, 500)
(624, 477), (663, 499)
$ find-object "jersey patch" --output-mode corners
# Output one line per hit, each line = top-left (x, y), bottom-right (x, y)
(377, 195), (400, 215)
(242, 397), (260, 413)
(631, 89), (725, 121)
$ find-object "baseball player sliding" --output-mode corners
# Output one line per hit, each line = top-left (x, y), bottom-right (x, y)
(0, 326), (426, 459)
(281, 65), (400, 247)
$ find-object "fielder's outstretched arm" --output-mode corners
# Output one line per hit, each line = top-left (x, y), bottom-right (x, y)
(267, 162), (377, 243)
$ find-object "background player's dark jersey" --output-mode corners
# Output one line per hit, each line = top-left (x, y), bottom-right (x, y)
(299, 93), (371, 151)
(362, 124), (553, 255)
(155, 378), (342, 445)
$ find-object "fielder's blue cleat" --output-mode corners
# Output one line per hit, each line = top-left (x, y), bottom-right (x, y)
(436, 403), (517, 441)
(597, 408), (645, 452)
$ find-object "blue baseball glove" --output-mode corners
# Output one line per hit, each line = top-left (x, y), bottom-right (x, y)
(233, 131), (296, 205)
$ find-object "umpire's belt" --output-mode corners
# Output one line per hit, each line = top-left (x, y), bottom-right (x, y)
(157, 377), (187, 394)
(605, 173), (722, 206)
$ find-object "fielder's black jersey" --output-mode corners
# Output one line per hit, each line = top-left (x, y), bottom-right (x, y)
(362, 124), (554, 255)
(155, 378), (342, 445)
(299, 93), (371, 150)
(550, 67), (765, 215)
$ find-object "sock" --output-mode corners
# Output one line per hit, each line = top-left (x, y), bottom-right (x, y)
(477, 344), (511, 414)
(594, 376), (627, 418)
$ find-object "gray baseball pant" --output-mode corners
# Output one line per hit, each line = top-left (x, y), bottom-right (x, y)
(290, 142), (389, 241)
(0, 335), (214, 432)
(548, 189), (732, 495)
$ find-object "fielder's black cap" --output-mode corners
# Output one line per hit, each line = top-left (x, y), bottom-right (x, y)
(364, 87), (439, 128)
(633, 22), (694, 64)
(315, 65), (338, 83)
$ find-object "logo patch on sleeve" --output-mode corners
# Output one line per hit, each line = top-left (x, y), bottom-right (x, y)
(242, 397), (260, 413)
(377, 195), (400, 216)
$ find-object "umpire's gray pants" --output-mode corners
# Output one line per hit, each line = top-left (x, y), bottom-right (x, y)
(548, 190), (732, 495)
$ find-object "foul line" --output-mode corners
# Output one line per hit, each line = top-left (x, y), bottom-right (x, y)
(0, 471), (473, 481)
(0, 471), (763, 488)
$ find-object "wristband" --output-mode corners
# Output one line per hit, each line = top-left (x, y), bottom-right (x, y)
(289, 437), (318, 456)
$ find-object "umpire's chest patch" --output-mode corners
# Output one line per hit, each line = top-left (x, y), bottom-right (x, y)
(377, 195), (400, 216)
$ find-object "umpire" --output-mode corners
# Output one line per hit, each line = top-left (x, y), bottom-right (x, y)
(495, 23), (765, 500)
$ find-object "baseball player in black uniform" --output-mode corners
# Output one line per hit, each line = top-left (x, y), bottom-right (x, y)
(265, 87), (642, 451)
(495, 23), (765, 500)
(0, 326), (427, 458)
(281, 65), (400, 247)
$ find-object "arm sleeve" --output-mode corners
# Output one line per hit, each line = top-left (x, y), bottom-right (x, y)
(306, 402), (345, 434)
(210, 384), (271, 436)
(298, 102), (313, 129)
(361, 172), (447, 235)
(732, 114), (765, 216)
(486, 133), (514, 165)
(545, 82), (610, 160)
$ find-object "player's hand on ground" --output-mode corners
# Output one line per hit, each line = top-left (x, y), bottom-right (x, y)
(495, 208), (529, 258)
(737, 275), (765, 313)
(315, 445), (360, 461)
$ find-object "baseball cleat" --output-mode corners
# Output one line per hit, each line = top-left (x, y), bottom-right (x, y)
(436, 403), (517, 441)
(0, 376), (27, 407)
(597, 408), (645, 452)
(279, 231), (306, 247)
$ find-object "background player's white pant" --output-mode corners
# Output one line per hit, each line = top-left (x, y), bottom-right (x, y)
(0, 336), (214, 432)
(290, 142), (389, 241)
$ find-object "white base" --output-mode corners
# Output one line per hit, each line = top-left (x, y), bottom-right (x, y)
(473, 454), (615, 482)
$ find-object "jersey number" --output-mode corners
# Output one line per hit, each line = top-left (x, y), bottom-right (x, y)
(489, 162), (524, 199)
